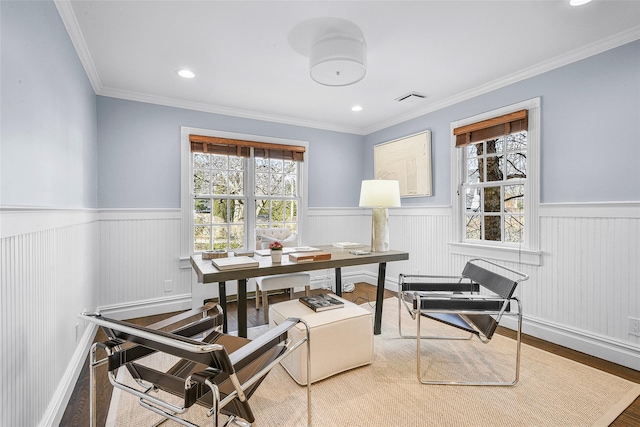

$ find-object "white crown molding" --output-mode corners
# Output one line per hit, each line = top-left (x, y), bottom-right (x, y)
(97, 89), (364, 135)
(362, 26), (640, 135)
(54, 0), (102, 94)
(56, 0), (639, 137)
(96, 22), (639, 136)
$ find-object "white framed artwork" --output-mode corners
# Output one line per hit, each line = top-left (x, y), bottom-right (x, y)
(374, 130), (432, 197)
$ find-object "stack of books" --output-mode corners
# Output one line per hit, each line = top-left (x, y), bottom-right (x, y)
(299, 294), (344, 312)
(212, 256), (259, 271)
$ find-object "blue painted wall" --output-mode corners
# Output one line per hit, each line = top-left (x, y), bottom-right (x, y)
(97, 97), (364, 208)
(1, 0), (97, 208)
(3, 0), (638, 211)
(365, 40), (640, 205)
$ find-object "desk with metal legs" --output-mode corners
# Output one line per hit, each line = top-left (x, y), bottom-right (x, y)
(190, 245), (408, 337)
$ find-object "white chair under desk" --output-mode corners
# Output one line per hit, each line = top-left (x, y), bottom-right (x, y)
(254, 228), (311, 323)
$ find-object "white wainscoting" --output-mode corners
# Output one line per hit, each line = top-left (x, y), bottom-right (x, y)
(0, 208), (98, 427)
(2, 203), (638, 426)
(310, 204), (640, 370)
(97, 209), (191, 319)
(307, 206), (455, 285)
(532, 203), (640, 369)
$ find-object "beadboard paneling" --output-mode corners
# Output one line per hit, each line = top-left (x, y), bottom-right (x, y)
(537, 215), (639, 342)
(98, 210), (188, 307)
(310, 205), (639, 369)
(2, 203), (638, 427)
(0, 213), (97, 427)
(307, 207), (454, 291)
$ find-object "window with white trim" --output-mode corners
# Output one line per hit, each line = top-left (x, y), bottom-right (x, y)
(193, 151), (246, 250)
(188, 133), (305, 252)
(450, 99), (541, 265)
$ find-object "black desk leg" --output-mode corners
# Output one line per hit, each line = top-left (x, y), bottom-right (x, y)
(374, 263), (387, 335)
(238, 279), (248, 338)
(218, 281), (228, 333)
(335, 267), (342, 297)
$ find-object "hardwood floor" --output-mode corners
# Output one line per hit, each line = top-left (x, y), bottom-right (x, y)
(61, 283), (639, 426)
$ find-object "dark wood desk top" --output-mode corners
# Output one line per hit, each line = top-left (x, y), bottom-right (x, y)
(190, 245), (409, 283)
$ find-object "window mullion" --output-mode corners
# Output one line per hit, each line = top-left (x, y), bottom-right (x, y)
(450, 97), (541, 265)
(246, 152), (255, 249)
(501, 186), (506, 243)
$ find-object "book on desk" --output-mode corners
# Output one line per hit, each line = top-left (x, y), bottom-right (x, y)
(289, 251), (331, 263)
(253, 246), (320, 257)
(299, 294), (344, 312)
(211, 256), (259, 271)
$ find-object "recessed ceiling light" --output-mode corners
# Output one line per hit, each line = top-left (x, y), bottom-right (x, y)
(177, 69), (195, 79)
(351, 105), (363, 112)
(570, 0), (592, 6)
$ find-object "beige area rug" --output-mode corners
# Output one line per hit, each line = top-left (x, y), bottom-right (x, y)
(107, 299), (640, 427)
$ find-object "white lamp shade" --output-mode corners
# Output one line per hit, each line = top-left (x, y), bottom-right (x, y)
(359, 180), (401, 208)
(310, 35), (366, 86)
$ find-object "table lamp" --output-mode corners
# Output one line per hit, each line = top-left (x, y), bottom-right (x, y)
(359, 179), (401, 252)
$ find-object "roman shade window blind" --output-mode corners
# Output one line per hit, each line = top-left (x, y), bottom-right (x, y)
(453, 110), (528, 147)
(189, 134), (306, 161)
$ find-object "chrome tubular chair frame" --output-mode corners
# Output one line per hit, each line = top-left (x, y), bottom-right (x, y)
(399, 258), (528, 386)
(398, 273), (477, 340)
(82, 304), (312, 427)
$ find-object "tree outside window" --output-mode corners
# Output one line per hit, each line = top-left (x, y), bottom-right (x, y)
(192, 152), (300, 251)
(463, 131), (527, 244)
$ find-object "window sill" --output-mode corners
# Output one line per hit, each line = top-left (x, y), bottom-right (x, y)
(448, 242), (541, 266)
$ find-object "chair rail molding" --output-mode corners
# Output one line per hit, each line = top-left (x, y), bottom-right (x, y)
(0, 206), (98, 238)
(539, 201), (640, 218)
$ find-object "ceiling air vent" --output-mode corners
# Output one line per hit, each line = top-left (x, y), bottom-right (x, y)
(395, 92), (426, 103)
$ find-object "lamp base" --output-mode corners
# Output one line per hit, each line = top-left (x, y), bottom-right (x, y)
(370, 208), (390, 252)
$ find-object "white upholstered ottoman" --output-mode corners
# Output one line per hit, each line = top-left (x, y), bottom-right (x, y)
(268, 295), (374, 385)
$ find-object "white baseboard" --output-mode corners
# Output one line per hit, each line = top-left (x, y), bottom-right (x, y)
(39, 294), (190, 426)
(310, 269), (383, 293)
(495, 315), (640, 371)
(359, 271), (640, 371)
(98, 294), (192, 320)
(38, 323), (98, 427)
(41, 277), (639, 427)
(519, 316), (639, 371)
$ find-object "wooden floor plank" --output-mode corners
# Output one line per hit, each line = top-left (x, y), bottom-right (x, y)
(60, 283), (639, 426)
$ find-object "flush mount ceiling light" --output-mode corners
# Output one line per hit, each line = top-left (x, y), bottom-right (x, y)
(289, 17), (367, 87)
(310, 34), (366, 86)
(351, 105), (363, 112)
(570, 0), (592, 5)
(176, 69), (195, 79)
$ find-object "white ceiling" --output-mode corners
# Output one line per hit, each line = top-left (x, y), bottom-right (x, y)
(58, 1), (640, 135)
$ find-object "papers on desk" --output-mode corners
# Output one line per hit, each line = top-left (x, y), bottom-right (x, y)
(332, 242), (363, 249)
(212, 256), (259, 271)
(254, 246), (320, 256)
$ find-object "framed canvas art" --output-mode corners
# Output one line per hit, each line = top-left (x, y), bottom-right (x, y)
(374, 130), (432, 197)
